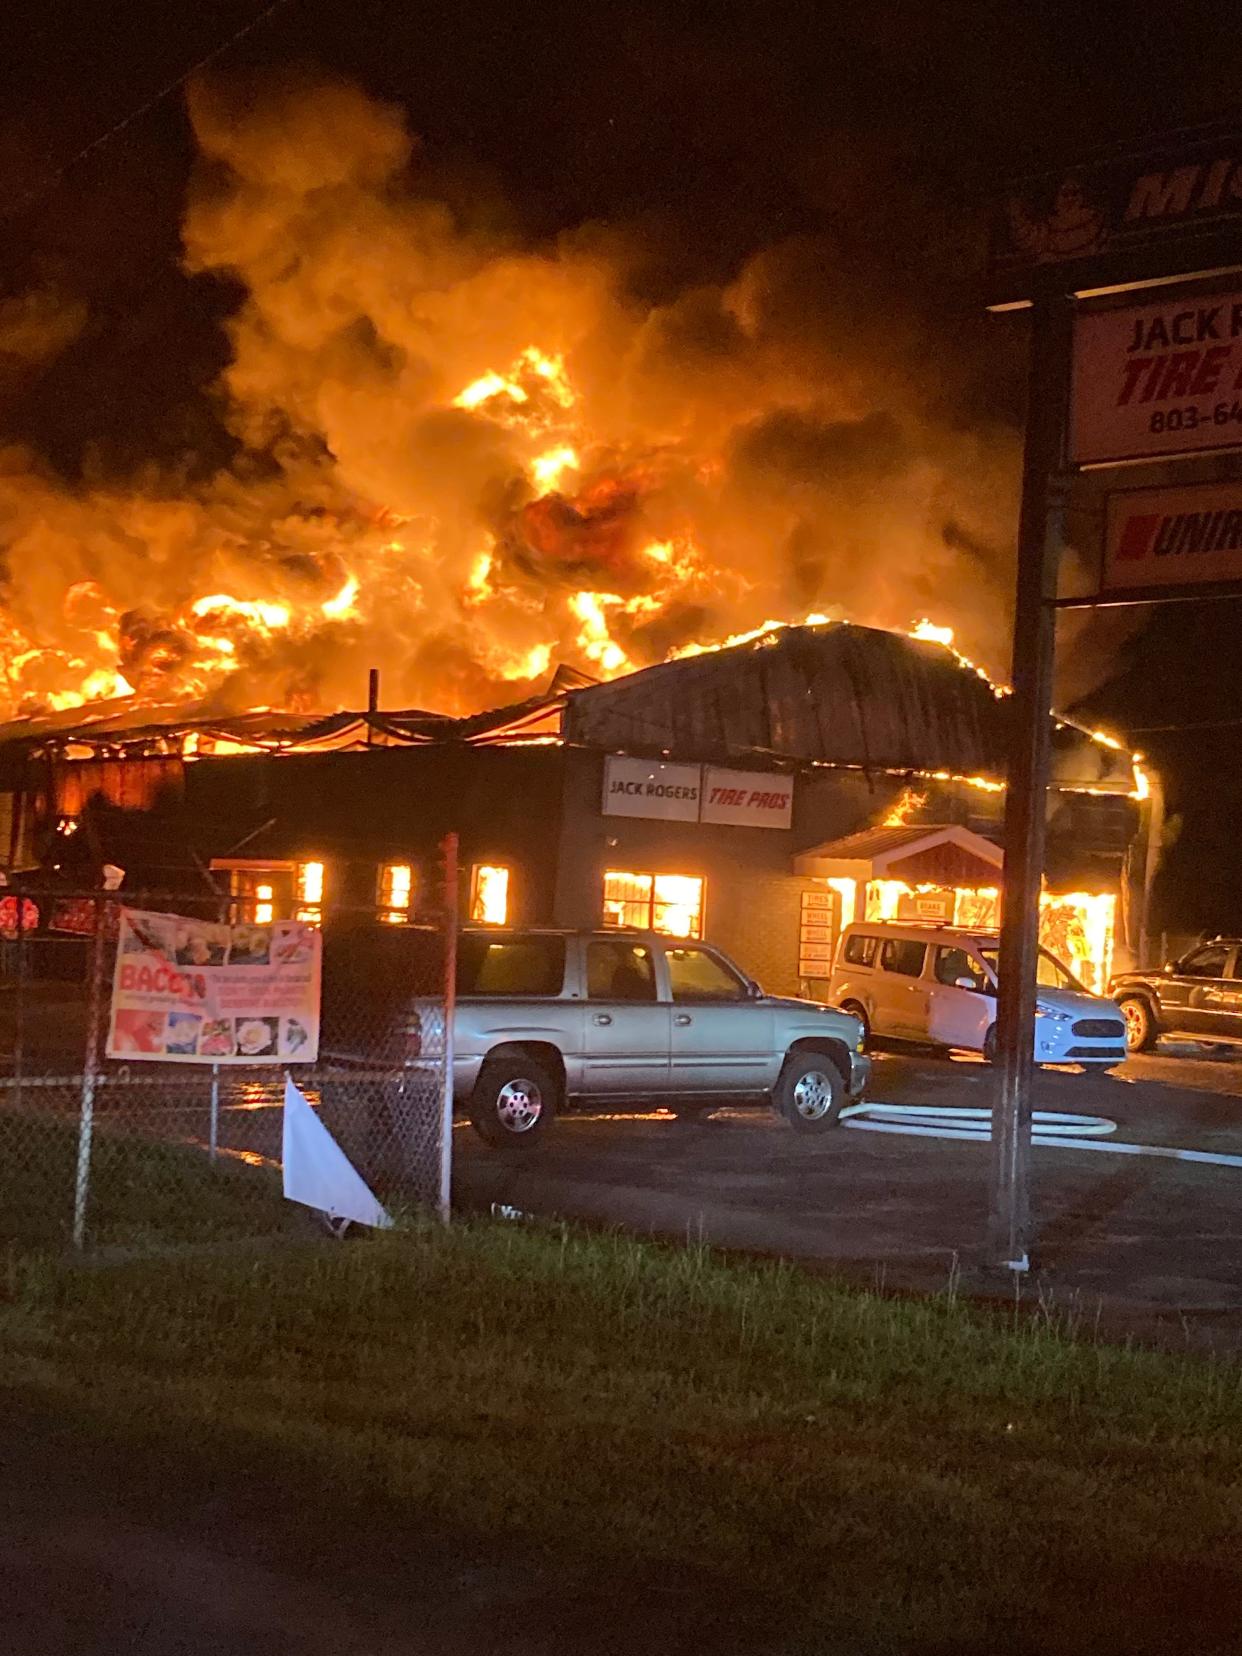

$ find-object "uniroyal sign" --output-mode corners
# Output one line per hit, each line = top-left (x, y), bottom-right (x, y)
(602, 756), (793, 829)
(1104, 482), (1242, 593)
(1071, 289), (1242, 465)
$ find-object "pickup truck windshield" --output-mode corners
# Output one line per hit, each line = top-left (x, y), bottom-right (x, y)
(458, 935), (565, 996)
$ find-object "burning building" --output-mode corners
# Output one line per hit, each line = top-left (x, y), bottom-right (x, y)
(0, 620), (1151, 996)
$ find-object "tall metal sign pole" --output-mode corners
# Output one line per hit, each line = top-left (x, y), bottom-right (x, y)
(988, 298), (1071, 1272)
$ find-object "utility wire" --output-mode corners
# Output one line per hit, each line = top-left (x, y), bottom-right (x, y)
(5, 0), (302, 222)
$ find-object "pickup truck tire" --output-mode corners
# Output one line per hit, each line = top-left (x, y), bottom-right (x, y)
(1118, 996), (1157, 1053)
(775, 1052), (845, 1133)
(470, 1056), (557, 1148)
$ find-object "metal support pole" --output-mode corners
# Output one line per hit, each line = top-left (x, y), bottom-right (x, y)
(13, 884), (27, 1114)
(1138, 768), (1165, 968)
(72, 897), (108, 1250)
(209, 1062), (220, 1164)
(989, 295), (1073, 1274)
(438, 832), (458, 1225)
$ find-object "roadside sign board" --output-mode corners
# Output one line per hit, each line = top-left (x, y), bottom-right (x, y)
(989, 131), (1242, 306)
(1104, 481), (1242, 592)
(1071, 288), (1242, 465)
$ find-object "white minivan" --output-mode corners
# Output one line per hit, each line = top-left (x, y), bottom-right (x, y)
(827, 921), (1127, 1069)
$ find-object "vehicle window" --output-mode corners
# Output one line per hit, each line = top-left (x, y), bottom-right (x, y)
(665, 946), (748, 1002)
(1036, 949), (1085, 991)
(880, 938), (927, 977)
(586, 940), (657, 1002)
(842, 933), (878, 967)
(935, 946), (989, 992)
(457, 936), (565, 996)
(1183, 944), (1231, 979)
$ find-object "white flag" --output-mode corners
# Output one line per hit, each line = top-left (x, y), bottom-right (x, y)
(282, 1075), (391, 1229)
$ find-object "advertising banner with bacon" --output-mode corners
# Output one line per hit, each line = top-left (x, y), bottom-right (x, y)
(106, 908), (320, 1064)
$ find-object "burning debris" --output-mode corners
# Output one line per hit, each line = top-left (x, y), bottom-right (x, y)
(2, 73), (1043, 722)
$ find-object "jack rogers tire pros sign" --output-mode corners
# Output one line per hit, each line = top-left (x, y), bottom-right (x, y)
(602, 755), (793, 828)
(1072, 289), (1242, 465)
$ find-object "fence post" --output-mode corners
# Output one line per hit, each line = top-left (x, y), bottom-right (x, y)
(439, 833), (458, 1225)
(72, 895), (108, 1250)
(209, 1062), (220, 1164)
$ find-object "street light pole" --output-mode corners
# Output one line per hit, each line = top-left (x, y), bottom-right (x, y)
(988, 294), (1073, 1273)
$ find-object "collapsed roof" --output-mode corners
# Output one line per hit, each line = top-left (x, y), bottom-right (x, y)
(0, 622), (1137, 795)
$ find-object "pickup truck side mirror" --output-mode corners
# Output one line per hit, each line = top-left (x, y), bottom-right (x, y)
(746, 978), (764, 999)
(955, 976), (978, 991)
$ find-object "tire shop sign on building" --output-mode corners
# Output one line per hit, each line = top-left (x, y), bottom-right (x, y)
(602, 756), (793, 829)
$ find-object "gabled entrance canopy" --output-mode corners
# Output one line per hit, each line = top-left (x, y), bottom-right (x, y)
(794, 823), (1003, 886)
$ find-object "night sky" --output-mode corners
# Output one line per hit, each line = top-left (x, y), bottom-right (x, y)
(4, 0), (1242, 934)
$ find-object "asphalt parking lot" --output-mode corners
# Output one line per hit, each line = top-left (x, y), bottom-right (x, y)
(453, 1043), (1242, 1353)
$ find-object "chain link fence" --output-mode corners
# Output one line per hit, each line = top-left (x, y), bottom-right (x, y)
(0, 887), (453, 1255)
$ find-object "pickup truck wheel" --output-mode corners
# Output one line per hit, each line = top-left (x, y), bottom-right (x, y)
(776, 1053), (844, 1133)
(470, 1056), (557, 1148)
(1118, 997), (1157, 1053)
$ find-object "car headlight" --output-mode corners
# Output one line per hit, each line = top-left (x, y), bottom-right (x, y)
(1035, 1001), (1072, 1023)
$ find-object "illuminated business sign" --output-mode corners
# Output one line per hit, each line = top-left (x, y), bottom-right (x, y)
(602, 756), (793, 829)
(989, 131), (1242, 305)
(1104, 482), (1242, 592)
(602, 757), (701, 821)
(700, 767), (793, 829)
(1071, 288), (1242, 465)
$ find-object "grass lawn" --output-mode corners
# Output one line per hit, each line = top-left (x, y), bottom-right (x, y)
(0, 1110), (306, 1253)
(5, 1221), (1242, 1654)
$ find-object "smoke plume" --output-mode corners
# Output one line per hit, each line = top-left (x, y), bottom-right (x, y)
(0, 71), (1036, 720)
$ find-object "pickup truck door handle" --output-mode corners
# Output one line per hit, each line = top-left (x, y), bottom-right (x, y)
(674, 1013), (693, 1026)
(593, 1013), (613, 1026)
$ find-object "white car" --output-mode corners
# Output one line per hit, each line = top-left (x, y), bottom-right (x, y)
(827, 921), (1127, 1070)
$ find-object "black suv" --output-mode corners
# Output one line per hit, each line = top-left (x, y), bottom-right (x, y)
(1109, 940), (1242, 1051)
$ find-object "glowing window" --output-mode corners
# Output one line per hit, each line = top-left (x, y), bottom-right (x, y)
(295, 860), (324, 925)
(214, 862), (293, 923)
(378, 863), (414, 925)
(602, 871), (704, 938)
(470, 864), (510, 925)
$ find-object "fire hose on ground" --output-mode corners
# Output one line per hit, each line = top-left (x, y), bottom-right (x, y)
(839, 1101), (1242, 1169)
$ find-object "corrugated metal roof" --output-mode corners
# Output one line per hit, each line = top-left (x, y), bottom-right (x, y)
(0, 622), (1137, 794)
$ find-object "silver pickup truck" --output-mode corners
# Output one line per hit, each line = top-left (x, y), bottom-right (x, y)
(453, 928), (869, 1146)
